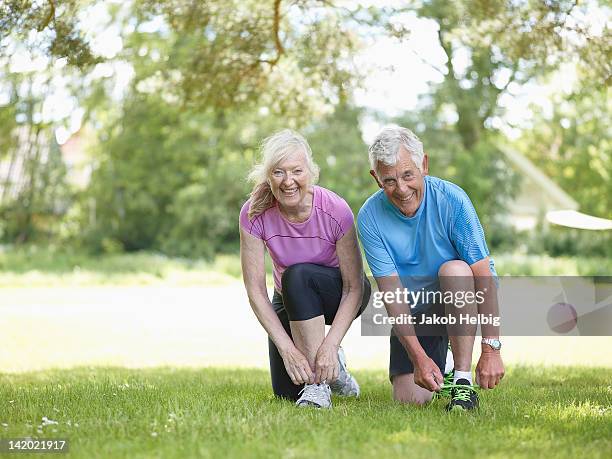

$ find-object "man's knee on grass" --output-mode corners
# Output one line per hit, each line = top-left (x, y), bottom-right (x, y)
(392, 373), (434, 406)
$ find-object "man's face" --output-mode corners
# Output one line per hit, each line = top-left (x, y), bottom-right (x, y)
(371, 146), (428, 217)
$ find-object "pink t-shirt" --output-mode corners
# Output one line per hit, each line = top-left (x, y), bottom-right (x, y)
(239, 185), (355, 291)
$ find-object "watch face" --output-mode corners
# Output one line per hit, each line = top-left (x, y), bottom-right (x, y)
(484, 339), (501, 350)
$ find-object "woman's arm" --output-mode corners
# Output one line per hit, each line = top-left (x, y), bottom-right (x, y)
(326, 225), (364, 345)
(240, 227), (313, 385)
(314, 225), (365, 383)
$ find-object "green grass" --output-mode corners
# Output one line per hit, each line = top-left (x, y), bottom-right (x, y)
(0, 246), (244, 287)
(1, 245), (611, 287)
(493, 253), (612, 276)
(1, 367), (610, 458)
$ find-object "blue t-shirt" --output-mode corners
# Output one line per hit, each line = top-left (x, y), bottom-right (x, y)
(357, 175), (495, 310)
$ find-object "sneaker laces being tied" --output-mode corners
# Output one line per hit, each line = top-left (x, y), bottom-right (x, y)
(434, 378), (478, 401)
(453, 385), (473, 402)
(297, 383), (330, 406)
(445, 382), (479, 402)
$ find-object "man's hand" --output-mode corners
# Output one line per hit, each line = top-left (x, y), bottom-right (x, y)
(314, 341), (340, 384)
(414, 355), (443, 392)
(476, 349), (505, 389)
(280, 345), (314, 386)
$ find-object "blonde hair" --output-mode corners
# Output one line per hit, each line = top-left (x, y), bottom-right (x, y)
(247, 129), (320, 219)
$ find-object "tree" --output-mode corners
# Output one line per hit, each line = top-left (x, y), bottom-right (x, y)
(2, 0), (371, 114)
(517, 81), (611, 219)
(2, 1), (385, 253)
(0, 58), (70, 243)
(307, 103), (375, 214)
(393, 0), (609, 227)
(0, 0), (100, 68)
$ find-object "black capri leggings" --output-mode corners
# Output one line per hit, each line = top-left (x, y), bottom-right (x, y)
(268, 263), (371, 400)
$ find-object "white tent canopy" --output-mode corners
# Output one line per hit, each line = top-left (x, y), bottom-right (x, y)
(546, 210), (612, 230)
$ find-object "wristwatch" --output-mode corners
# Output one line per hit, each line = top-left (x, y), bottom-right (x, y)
(482, 338), (502, 351)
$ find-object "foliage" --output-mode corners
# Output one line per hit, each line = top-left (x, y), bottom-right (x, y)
(0, 1), (609, 257)
(394, 0), (609, 227)
(64, 0), (384, 256)
(0, 245), (244, 287)
(515, 82), (611, 219)
(2, 0), (369, 114)
(1, 247), (610, 288)
(130, 0), (365, 114)
(0, 0), (100, 68)
(0, 74), (71, 243)
(526, 225), (612, 259)
(0, 141), (70, 243)
(307, 103), (377, 214)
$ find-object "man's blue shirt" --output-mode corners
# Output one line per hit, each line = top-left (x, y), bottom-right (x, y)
(357, 175), (495, 310)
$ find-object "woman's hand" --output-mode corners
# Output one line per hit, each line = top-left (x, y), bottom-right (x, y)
(314, 341), (339, 384)
(280, 345), (314, 385)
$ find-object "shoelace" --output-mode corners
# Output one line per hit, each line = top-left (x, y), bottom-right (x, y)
(441, 383), (479, 402)
(297, 384), (330, 406)
(441, 383), (481, 389)
(435, 374), (455, 399)
(434, 381), (478, 400)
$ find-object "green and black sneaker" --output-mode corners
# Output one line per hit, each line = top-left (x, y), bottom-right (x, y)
(445, 378), (479, 411)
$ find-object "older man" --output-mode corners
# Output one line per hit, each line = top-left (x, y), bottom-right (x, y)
(357, 125), (504, 411)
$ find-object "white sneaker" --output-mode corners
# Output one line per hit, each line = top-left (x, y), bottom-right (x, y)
(296, 383), (332, 409)
(329, 347), (360, 397)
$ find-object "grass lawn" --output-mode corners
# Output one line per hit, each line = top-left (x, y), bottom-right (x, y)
(0, 248), (245, 287)
(1, 367), (610, 458)
(1, 246), (611, 287)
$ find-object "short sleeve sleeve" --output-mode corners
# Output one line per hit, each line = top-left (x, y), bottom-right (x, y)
(449, 189), (490, 266)
(239, 200), (264, 239)
(357, 207), (398, 278)
(333, 197), (355, 241)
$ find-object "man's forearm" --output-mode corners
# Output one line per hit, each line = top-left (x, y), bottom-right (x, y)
(385, 302), (428, 363)
(474, 275), (500, 339)
(375, 276), (429, 364)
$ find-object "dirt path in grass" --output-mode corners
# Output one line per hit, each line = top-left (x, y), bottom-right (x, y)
(1, 283), (611, 372)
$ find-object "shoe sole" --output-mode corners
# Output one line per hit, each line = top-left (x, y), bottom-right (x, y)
(296, 401), (332, 409)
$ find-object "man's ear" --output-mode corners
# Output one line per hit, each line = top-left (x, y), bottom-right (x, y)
(370, 169), (383, 188)
(422, 154), (429, 176)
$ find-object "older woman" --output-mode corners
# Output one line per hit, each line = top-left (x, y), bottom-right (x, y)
(239, 129), (371, 408)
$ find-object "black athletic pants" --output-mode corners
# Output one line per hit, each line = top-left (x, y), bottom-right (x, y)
(268, 263), (371, 400)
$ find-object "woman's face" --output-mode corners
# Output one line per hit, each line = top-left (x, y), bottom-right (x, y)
(269, 149), (311, 210)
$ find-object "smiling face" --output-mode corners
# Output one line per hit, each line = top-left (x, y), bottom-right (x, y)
(371, 146), (428, 217)
(269, 149), (312, 212)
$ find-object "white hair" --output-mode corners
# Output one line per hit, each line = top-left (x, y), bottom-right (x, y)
(368, 125), (425, 173)
(247, 129), (319, 219)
